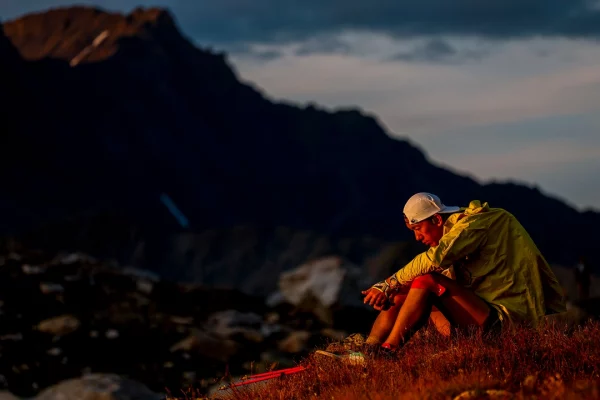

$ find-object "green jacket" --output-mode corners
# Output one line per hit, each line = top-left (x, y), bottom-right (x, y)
(393, 200), (566, 325)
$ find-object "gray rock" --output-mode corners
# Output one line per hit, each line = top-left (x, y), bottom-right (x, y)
(273, 256), (372, 324)
(34, 374), (162, 400)
(279, 257), (346, 308)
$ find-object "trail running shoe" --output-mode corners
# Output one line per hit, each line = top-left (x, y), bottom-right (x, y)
(324, 333), (367, 354)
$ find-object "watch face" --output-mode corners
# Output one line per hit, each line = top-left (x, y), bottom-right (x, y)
(389, 275), (400, 289)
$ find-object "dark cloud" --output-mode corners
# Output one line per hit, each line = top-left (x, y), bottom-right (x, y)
(5, 1), (600, 48)
(172, 0), (600, 46)
(390, 39), (488, 64)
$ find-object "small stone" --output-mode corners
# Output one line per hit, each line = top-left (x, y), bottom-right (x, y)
(0, 333), (23, 341)
(136, 280), (153, 294)
(40, 283), (65, 294)
(37, 315), (80, 336)
(183, 371), (196, 380)
(170, 316), (194, 325)
(22, 264), (45, 274)
(47, 348), (62, 356)
(105, 329), (119, 339)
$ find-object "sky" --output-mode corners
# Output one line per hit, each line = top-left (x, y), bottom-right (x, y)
(3, 1), (600, 211)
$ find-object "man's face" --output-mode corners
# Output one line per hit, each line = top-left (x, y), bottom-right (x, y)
(404, 215), (445, 247)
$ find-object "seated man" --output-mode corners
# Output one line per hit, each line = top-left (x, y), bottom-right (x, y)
(360, 192), (566, 352)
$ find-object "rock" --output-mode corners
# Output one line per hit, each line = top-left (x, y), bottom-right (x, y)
(54, 253), (96, 265)
(34, 373), (162, 400)
(320, 328), (347, 341)
(37, 315), (81, 336)
(0, 391), (21, 400)
(135, 280), (153, 295)
(39, 283), (64, 295)
(121, 268), (160, 282)
(279, 256), (371, 308)
(0, 333), (23, 342)
(273, 256), (372, 325)
(170, 329), (238, 362)
(278, 331), (311, 353)
(205, 310), (265, 342)
(169, 316), (194, 325)
(105, 329), (119, 339)
(279, 257), (345, 307)
(46, 348), (62, 356)
(22, 265), (45, 275)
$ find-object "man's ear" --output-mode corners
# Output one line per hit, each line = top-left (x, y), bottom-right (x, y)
(433, 214), (444, 227)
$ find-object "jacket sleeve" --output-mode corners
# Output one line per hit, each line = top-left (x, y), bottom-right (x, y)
(392, 224), (486, 286)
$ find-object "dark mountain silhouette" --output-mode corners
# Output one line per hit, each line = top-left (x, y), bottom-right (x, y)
(1, 6), (597, 289)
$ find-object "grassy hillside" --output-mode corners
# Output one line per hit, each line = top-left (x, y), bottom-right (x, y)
(170, 320), (600, 399)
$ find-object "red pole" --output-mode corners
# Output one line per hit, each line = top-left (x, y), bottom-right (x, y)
(224, 365), (308, 388)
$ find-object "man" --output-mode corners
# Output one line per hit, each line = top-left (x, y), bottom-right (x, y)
(358, 192), (566, 353)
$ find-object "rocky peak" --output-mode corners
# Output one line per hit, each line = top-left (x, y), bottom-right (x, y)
(3, 6), (182, 64)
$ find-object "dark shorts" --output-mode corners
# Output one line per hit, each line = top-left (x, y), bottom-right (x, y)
(483, 304), (503, 334)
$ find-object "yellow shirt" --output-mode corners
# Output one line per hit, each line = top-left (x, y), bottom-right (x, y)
(393, 200), (566, 326)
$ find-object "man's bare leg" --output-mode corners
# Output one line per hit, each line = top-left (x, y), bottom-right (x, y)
(429, 306), (451, 337)
(366, 293), (406, 345)
(384, 274), (492, 346)
(385, 288), (431, 345)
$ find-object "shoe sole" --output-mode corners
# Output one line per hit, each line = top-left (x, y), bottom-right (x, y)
(314, 350), (366, 366)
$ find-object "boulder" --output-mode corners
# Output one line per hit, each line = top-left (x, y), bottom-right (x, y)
(271, 256), (372, 324)
(34, 374), (162, 400)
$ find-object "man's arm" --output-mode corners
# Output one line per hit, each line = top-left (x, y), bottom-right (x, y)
(390, 225), (486, 287)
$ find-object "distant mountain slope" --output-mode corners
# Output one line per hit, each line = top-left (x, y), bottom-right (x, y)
(1, 6), (597, 284)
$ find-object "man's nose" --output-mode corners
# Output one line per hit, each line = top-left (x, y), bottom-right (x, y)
(414, 232), (423, 241)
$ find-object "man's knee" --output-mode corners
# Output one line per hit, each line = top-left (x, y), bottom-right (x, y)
(410, 273), (447, 296)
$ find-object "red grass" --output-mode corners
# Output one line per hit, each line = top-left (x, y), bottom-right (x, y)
(170, 321), (600, 399)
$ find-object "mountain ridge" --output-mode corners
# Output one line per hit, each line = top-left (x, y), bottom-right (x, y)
(1, 6), (597, 286)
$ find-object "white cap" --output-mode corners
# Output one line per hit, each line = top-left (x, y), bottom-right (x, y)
(403, 192), (460, 224)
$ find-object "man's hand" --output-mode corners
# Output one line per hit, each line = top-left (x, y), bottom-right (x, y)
(362, 287), (390, 309)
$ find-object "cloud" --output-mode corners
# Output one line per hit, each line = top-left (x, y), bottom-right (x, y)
(165, 1), (600, 47)
(6, 1), (600, 48)
(294, 36), (352, 56)
(231, 46), (283, 61)
(389, 39), (488, 64)
(234, 37), (600, 135)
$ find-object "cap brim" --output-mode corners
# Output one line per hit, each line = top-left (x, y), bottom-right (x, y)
(438, 205), (460, 214)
